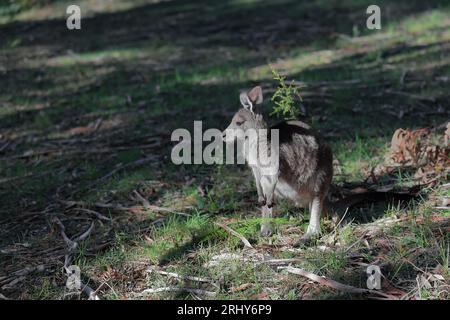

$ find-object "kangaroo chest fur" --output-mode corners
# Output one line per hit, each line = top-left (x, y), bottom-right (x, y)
(256, 168), (314, 208)
(249, 120), (330, 208)
(274, 178), (310, 207)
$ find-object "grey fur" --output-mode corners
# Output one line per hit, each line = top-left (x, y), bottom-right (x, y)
(223, 86), (333, 243)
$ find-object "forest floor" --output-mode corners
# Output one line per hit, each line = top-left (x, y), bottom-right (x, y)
(0, 0), (449, 300)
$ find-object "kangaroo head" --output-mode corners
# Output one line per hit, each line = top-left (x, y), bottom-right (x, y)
(222, 86), (265, 143)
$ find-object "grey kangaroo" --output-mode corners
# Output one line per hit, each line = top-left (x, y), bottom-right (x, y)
(222, 86), (333, 244)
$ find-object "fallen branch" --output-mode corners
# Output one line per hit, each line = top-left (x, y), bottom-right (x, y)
(53, 217), (77, 251)
(0, 265), (46, 289)
(147, 268), (219, 289)
(345, 233), (368, 253)
(1, 276), (26, 290)
(203, 253), (251, 268)
(133, 190), (151, 208)
(280, 266), (395, 299)
(77, 208), (112, 222)
(74, 221), (95, 242)
(53, 217), (100, 300)
(133, 191), (192, 216)
(355, 216), (402, 238)
(61, 199), (191, 217)
(215, 222), (254, 249)
(60, 200), (128, 211)
(258, 258), (302, 266)
(139, 286), (216, 297)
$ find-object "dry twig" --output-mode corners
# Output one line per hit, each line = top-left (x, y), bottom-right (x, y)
(53, 217), (100, 300)
(147, 268), (219, 289)
(139, 286), (217, 297)
(280, 266), (396, 299)
(214, 222), (254, 249)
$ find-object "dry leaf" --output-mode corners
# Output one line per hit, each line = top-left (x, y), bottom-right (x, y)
(229, 283), (251, 293)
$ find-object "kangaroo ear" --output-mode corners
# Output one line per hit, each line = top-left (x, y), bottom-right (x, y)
(248, 86), (263, 105)
(240, 91), (254, 112)
(240, 86), (263, 112)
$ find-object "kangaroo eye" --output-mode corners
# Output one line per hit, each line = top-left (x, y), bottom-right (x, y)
(236, 120), (245, 126)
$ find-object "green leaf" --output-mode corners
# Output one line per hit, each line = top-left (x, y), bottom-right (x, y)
(269, 65), (303, 120)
